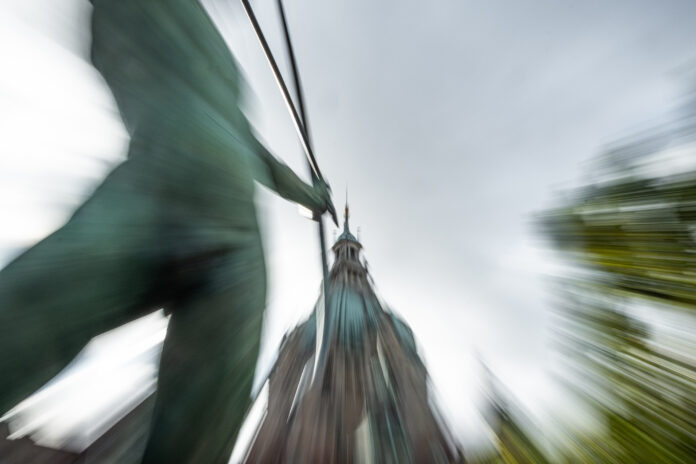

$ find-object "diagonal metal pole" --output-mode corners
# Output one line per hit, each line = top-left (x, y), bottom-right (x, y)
(276, 0), (311, 141)
(241, 0), (323, 181)
(240, 0), (332, 348)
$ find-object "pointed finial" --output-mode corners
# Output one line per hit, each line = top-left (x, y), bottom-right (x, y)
(344, 186), (350, 232)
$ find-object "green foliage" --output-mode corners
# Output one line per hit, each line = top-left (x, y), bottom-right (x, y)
(539, 125), (696, 462)
(474, 109), (696, 463)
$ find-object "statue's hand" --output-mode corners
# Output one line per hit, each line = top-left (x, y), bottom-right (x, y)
(312, 179), (338, 226)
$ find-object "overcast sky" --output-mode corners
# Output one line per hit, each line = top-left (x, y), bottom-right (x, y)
(2, 0), (696, 448)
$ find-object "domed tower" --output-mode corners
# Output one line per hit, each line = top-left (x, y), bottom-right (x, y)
(242, 206), (464, 464)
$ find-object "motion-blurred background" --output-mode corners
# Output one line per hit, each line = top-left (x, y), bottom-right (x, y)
(1, 0), (695, 462)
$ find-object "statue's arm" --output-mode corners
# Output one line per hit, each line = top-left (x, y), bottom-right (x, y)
(250, 135), (329, 213)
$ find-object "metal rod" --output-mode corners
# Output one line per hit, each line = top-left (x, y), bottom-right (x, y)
(276, 0), (311, 142)
(240, 0), (332, 359)
(240, 0), (323, 182)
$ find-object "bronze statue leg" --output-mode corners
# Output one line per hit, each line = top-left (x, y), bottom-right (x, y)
(141, 241), (265, 464)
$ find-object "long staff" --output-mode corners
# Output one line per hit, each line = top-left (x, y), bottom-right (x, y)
(275, 0), (339, 377)
(240, 0), (333, 352)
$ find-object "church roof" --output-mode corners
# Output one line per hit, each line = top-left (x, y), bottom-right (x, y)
(334, 203), (360, 245)
(336, 228), (359, 244)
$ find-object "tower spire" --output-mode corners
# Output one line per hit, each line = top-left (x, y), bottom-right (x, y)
(333, 189), (359, 246)
(344, 187), (350, 233)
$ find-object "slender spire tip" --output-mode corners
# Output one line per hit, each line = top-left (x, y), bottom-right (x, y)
(344, 185), (349, 231)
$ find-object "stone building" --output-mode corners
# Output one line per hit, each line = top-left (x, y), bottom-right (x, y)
(242, 205), (464, 463)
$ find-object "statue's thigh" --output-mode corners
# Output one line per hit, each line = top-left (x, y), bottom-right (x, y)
(143, 244), (266, 464)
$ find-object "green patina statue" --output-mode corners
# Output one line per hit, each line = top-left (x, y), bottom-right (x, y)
(0, 0), (333, 462)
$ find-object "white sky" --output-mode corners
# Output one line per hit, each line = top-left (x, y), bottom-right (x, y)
(2, 0), (696, 453)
